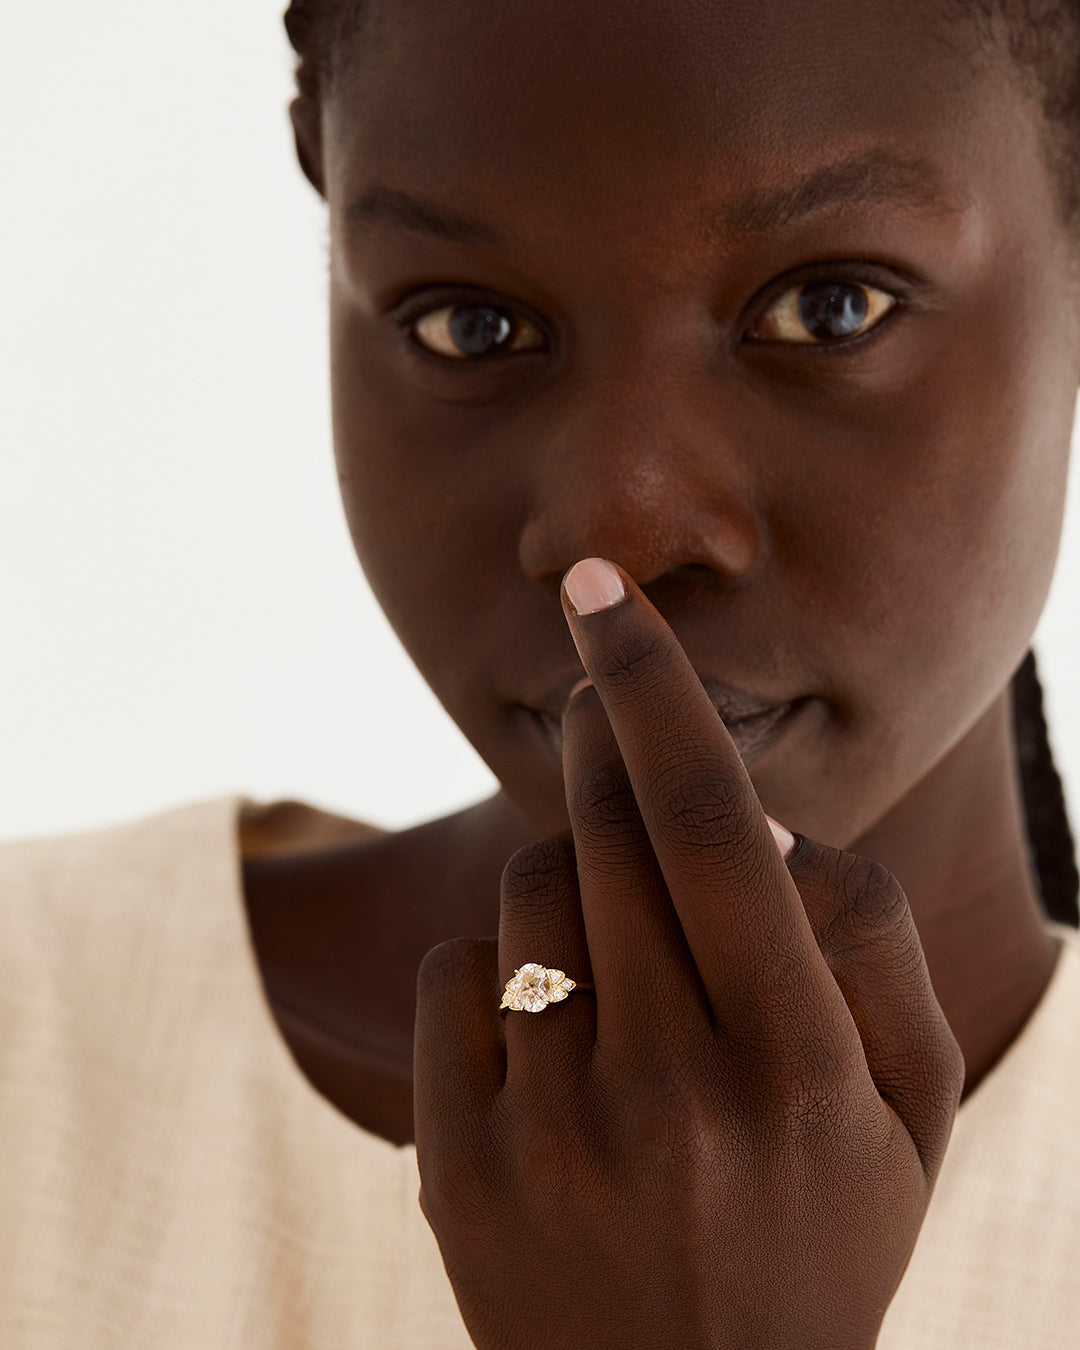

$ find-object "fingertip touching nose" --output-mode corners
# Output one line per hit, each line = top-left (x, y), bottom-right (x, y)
(517, 451), (763, 595)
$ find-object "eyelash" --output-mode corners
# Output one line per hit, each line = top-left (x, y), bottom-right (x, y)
(392, 265), (911, 364)
(393, 289), (544, 363)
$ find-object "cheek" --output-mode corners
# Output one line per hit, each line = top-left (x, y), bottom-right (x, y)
(754, 245), (1077, 848)
(906, 223), (1080, 674)
(896, 336), (1068, 685)
(788, 311), (1072, 829)
(329, 295), (528, 694)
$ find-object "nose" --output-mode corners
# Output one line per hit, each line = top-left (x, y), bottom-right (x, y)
(517, 370), (763, 595)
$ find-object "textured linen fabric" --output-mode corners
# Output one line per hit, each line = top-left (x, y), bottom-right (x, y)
(0, 793), (1078, 1348)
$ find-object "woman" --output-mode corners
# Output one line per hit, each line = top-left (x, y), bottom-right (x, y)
(4, 0), (1079, 1345)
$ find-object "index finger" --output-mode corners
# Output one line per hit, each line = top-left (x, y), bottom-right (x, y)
(560, 556), (832, 1026)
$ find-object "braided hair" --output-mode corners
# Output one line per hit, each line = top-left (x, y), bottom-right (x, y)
(1013, 650), (1079, 925)
(282, 0), (1080, 927)
(283, 0), (361, 104)
(283, 3), (322, 102)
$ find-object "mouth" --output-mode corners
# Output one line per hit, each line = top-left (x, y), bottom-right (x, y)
(527, 692), (809, 764)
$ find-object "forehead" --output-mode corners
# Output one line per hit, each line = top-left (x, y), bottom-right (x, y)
(324, 0), (1035, 254)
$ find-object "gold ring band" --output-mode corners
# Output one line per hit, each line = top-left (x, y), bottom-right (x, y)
(499, 962), (595, 1013)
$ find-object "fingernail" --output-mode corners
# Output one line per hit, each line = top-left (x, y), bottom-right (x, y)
(766, 815), (795, 859)
(567, 675), (594, 703)
(563, 558), (626, 615)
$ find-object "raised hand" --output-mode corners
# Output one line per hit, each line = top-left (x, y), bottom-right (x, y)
(414, 557), (964, 1350)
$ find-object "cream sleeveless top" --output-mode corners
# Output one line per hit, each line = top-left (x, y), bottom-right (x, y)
(1, 793), (1078, 1348)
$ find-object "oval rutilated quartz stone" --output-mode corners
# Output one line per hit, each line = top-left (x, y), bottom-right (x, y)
(500, 963), (578, 1013)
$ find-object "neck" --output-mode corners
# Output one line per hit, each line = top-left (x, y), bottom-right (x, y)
(463, 687), (1062, 1103)
(849, 688), (1060, 1102)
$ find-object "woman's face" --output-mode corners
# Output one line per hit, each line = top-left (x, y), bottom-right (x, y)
(318, 0), (1080, 843)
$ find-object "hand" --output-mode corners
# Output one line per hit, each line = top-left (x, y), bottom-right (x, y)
(414, 558), (964, 1350)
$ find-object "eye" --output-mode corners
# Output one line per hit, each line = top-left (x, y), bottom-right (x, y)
(748, 278), (898, 346)
(410, 302), (546, 360)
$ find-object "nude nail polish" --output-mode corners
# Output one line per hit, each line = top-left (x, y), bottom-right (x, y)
(563, 558), (626, 615)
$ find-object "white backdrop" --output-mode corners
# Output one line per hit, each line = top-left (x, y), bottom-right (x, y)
(3, 1), (1079, 842)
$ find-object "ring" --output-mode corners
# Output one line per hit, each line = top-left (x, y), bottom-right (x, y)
(499, 962), (595, 1013)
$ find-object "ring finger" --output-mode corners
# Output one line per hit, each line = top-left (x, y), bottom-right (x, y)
(497, 827), (596, 1094)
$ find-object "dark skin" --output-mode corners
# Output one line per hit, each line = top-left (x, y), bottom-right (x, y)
(243, 0), (1078, 1340)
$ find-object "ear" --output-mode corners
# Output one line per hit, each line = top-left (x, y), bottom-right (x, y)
(289, 95), (326, 198)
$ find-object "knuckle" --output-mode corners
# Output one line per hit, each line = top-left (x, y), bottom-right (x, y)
(941, 1026), (967, 1097)
(571, 763), (641, 839)
(655, 775), (752, 867)
(500, 832), (576, 901)
(922, 1015), (967, 1112)
(821, 851), (909, 952)
(876, 1024), (965, 1181)
(594, 633), (665, 689)
(417, 934), (495, 990)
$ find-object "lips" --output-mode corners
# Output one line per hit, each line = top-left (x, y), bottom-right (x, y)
(527, 690), (806, 763)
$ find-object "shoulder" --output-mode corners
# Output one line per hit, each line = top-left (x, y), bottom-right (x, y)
(0, 796), (246, 1024)
(0, 790), (388, 1084)
(0, 795), (254, 1152)
(0, 793), (383, 993)
(0, 794), (243, 933)
(0, 793), (387, 916)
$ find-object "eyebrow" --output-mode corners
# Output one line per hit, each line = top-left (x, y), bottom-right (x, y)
(346, 186), (506, 247)
(345, 148), (969, 249)
(717, 147), (970, 239)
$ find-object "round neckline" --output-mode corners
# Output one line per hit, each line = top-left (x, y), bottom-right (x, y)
(953, 919), (1077, 1112)
(216, 791), (1080, 1155)
(221, 792), (418, 1156)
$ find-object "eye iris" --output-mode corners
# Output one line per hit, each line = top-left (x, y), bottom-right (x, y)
(796, 282), (869, 340)
(447, 306), (513, 356)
